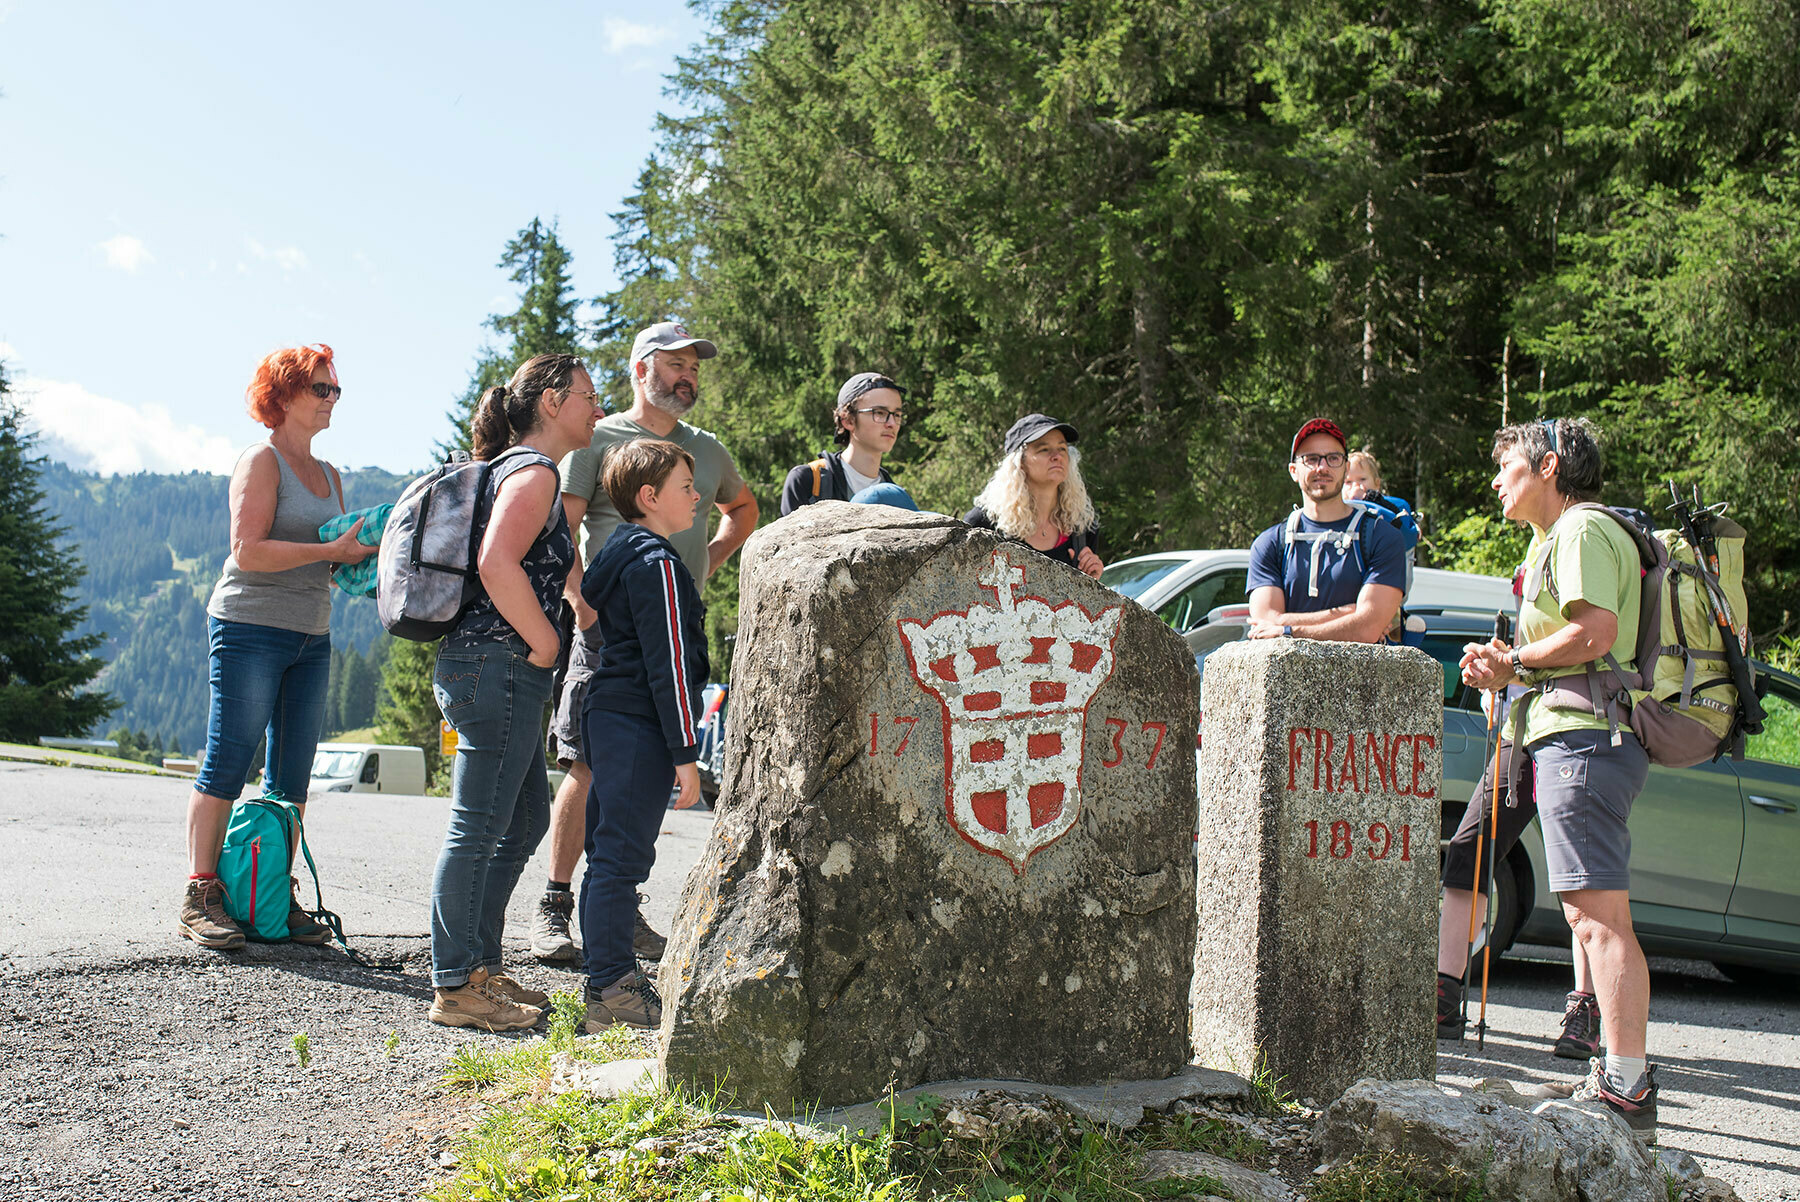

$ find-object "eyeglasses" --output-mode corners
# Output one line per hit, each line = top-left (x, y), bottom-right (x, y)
(1295, 452), (1346, 469)
(309, 382), (343, 400)
(1025, 442), (1069, 458)
(562, 389), (603, 408)
(1540, 417), (1561, 456)
(853, 406), (904, 425)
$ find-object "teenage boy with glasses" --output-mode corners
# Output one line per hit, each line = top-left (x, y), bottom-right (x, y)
(779, 372), (907, 514)
(1246, 418), (1407, 644)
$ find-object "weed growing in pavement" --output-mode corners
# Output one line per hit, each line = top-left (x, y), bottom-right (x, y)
(291, 1032), (311, 1069)
(438, 990), (642, 1099)
(1139, 1111), (1268, 1163)
(1312, 1151), (1488, 1202)
(384, 1031), (401, 1059)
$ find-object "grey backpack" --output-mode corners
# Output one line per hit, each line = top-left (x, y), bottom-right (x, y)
(376, 448), (554, 641)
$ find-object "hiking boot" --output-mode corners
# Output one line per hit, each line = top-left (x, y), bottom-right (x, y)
(582, 969), (662, 1032)
(485, 972), (551, 1009)
(1567, 1058), (1658, 1143)
(287, 877), (331, 946)
(1554, 991), (1602, 1060)
(1436, 972), (1465, 1040)
(530, 889), (579, 962)
(428, 967), (543, 1032)
(633, 893), (667, 962)
(178, 878), (245, 951)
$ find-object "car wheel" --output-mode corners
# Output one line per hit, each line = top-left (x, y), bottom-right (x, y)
(1488, 853), (1524, 957)
(1711, 961), (1800, 990)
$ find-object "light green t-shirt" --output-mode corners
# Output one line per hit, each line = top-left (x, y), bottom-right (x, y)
(1517, 507), (1642, 747)
(559, 413), (747, 584)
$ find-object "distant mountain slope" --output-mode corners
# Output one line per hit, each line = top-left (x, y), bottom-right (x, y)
(41, 461), (415, 749)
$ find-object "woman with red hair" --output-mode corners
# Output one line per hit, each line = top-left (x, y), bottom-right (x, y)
(179, 344), (377, 951)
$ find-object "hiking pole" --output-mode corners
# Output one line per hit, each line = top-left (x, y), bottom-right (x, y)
(1461, 610), (1508, 1036)
(1477, 614), (1511, 1051)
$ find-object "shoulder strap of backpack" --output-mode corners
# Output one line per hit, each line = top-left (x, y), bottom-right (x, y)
(810, 457), (829, 498)
(285, 804), (349, 950)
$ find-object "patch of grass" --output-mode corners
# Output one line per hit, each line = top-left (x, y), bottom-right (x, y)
(1247, 1052), (1296, 1117)
(292, 1032), (311, 1069)
(1313, 1152), (1487, 1202)
(1139, 1111), (1268, 1163)
(438, 990), (644, 1099)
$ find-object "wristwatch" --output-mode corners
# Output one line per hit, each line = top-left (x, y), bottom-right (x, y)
(1509, 646), (1531, 681)
(1283, 625), (1294, 638)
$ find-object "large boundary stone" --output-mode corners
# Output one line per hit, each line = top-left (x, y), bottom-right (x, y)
(1191, 639), (1441, 1099)
(658, 503), (1199, 1111)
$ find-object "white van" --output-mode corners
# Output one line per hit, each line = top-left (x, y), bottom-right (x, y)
(310, 743), (427, 796)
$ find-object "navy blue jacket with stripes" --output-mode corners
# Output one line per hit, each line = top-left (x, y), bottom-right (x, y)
(579, 521), (710, 765)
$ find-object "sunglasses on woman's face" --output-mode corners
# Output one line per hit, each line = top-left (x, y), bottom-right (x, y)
(309, 382), (343, 400)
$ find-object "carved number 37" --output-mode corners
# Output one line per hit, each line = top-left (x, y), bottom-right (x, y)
(1102, 719), (1166, 770)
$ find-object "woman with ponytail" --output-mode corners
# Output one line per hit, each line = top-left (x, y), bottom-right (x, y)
(426, 353), (601, 1030)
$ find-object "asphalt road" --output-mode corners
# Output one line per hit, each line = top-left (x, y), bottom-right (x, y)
(2, 759), (1796, 1200)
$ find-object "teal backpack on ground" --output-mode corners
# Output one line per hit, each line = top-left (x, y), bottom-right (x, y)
(216, 797), (341, 944)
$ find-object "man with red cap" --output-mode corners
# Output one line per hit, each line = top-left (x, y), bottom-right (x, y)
(1246, 418), (1406, 643)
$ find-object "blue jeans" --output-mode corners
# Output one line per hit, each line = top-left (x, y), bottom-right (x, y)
(194, 616), (332, 803)
(430, 638), (555, 988)
(580, 708), (675, 989)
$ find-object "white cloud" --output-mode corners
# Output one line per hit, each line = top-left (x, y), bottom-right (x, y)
(97, 234), (153, 273)
(8, 370), (240, 476)
(603, 18), (666, 53)
(245, 237), (308, 272)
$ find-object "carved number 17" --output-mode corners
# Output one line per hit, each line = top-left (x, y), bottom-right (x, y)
(869, 714), (918, 756)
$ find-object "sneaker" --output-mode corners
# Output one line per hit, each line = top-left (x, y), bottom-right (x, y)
(485, 972), (551, 1009)
(178, 878), (245, 951)
(1553, 991), (1602, 1060)
(1436, 972), (1465, 1040)
(582, 969), (662, 1032)
(428, 967), (543, 1032)
(1567, 1058), (1658, 1142)
(530, 889), (579, 962)
(287, 878), (331, 946)
(633, 893), (667, 962)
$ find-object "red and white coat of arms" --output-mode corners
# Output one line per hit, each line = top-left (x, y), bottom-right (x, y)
(899, 551), (1125, 873)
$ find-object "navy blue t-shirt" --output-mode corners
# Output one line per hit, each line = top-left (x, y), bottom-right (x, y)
(1247, 510), (1406, 614)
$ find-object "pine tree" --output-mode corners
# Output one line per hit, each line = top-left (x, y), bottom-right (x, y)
(437, 217), (586, 456)
(0, 383), (117, 743)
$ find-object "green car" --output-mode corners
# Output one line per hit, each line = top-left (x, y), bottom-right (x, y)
(1416, 612), (1800, 984)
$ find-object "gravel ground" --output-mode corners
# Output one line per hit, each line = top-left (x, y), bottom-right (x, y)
(0, 935), (550, 1200)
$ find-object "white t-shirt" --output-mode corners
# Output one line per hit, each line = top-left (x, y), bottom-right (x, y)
(842, 459), (880, 497)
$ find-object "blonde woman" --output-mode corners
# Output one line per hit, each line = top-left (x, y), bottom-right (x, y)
(964, 414), (1103, 578)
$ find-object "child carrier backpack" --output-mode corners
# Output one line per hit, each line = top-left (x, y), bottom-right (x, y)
(216, 796), (341, 944)
(1525, 486), (1765, 767)
(377, 447), (557, 641)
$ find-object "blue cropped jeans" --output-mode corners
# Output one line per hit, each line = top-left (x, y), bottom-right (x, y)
(429, 637), (555, 989)
(194, 616), (331, 803)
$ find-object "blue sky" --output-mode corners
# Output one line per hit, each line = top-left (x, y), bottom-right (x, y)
(0, 1), (708, 476)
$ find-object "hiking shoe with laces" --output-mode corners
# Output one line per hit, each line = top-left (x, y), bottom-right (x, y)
(428, 966), (543, 1032)
(530, 889), (580, 962)
(1554, 991), (1602, 1060)
(583, 969), (662, 1032)
(1436, 972), (1465, 1040)
(287, 877), (331, 946)
(1566, 1058), (1658, 1143)
(179, 878), (246, 950)
(485, 972), (551, 1009)
(633, 892), (667, 962)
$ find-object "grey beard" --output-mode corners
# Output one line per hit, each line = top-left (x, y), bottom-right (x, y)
(645, 374), (697, 418)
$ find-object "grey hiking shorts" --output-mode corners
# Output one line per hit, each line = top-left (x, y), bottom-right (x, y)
(1527, 728), (1649, 894)
(548, 621), (603, 767)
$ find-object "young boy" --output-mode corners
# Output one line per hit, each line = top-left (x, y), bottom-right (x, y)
(578, 439), (709, 1030)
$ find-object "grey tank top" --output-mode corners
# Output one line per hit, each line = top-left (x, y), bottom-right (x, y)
(206, 443), (345, 635)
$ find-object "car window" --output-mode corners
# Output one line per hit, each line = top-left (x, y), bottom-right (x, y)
(1101, 558), (1190, 600)
(1746, 683), (1800, 768)
(1418, 634), (1476, 708)
(1156, 571), (1249, 632)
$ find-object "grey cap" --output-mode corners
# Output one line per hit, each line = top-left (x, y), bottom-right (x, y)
(834, 371), (907, 416)
(630, 321), (718, 366)
(1004, 413), (1079, 456)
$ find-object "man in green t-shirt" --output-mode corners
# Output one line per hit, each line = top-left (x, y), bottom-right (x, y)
(531, 321), (759, 964)
(1458, 417), (1658, 1141)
